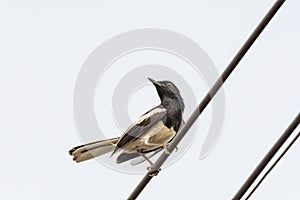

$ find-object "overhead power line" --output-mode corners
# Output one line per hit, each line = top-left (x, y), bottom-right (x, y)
(233, 113), (300, 200)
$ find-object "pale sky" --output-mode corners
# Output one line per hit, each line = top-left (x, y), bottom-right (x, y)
(0, 1), (299, 199)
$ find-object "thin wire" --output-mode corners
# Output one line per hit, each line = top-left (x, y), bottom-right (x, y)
(128, 1), (286, 199)
(232, 113), (300, 199)
(245, 129), (300, 199)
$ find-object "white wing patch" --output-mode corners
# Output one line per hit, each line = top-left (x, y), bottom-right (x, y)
(136, 107), (166, 124)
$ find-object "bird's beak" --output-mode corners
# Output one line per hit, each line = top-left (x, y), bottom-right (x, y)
(148, 77), (161, 87)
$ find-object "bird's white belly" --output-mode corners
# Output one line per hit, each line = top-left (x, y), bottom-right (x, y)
(144, 121), (176, 147)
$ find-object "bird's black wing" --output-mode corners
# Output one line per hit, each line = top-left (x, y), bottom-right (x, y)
(112, 105), (167, 155)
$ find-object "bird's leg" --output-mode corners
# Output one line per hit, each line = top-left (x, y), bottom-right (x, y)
(139, 153), (161, 176)
(140, 153), (154, 166)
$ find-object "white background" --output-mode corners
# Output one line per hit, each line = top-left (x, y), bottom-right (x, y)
(0, 0), (299, 199)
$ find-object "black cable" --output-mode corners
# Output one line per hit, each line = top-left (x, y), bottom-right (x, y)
(245, 128), (300, 199)
(233, 113), (300, 199)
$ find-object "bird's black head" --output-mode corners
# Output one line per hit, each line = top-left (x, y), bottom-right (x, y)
(148, 77), (185, 111)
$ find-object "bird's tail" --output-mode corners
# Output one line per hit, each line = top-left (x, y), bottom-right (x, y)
(69, 137), (119, 163)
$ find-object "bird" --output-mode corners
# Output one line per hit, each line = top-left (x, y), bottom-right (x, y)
(69, 78), (185, 167)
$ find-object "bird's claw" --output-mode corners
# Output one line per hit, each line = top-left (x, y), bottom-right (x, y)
(163, 144), (178, 154)
(174, 146), (178, 152)
(163, 144), (171, 155)
(164, 149), (170, 155)
(147, 168), (161, 176)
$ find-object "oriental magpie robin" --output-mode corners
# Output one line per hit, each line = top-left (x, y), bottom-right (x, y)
(69, 78), (184, 166)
